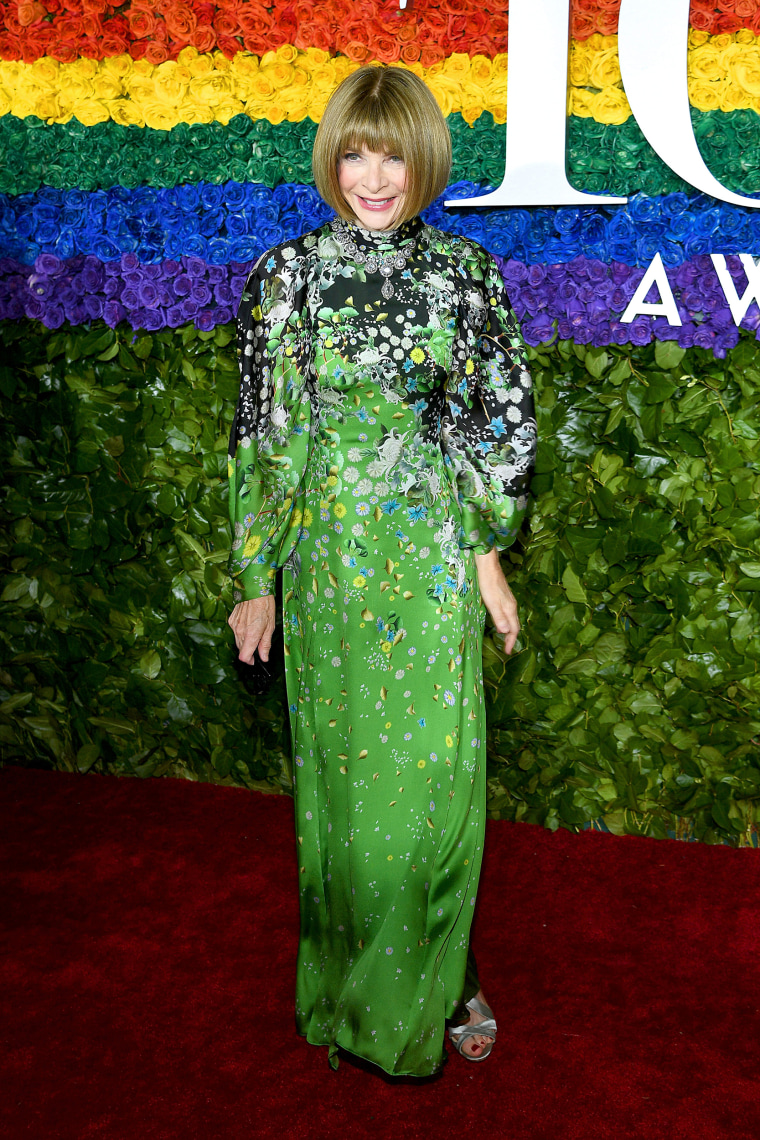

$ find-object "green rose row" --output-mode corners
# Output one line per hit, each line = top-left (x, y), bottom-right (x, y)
(2, 109), (760, 197)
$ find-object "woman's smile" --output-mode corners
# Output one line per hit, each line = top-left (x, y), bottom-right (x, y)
(338, 146), (407, 230)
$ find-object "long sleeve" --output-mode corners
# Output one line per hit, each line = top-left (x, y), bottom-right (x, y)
(441, 246), (536, 554)
(227, 243), (313, 601)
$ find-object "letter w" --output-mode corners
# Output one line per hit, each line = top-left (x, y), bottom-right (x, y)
(711, 255), (760, 326)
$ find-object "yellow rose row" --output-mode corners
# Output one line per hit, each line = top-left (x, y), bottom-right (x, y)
(571, 28), (760, 123)
(2, 31), (760, 132)
(0, 45), (507, 129)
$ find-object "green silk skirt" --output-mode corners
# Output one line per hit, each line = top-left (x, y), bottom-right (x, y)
(282, 380), (487, 1078)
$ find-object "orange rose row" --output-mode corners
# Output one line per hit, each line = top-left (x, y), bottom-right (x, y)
(2, 1), (757, 66)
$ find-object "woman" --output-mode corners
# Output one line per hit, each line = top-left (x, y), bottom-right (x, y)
(227, 66), (536, 1077)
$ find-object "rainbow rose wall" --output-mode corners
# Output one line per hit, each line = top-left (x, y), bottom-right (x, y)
(0, 0), (759, 845)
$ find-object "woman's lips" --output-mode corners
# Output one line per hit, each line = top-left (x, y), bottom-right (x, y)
(357, 196), (395, 210)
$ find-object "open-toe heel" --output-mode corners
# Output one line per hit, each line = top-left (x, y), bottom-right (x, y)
(447, 996), (497, 1062)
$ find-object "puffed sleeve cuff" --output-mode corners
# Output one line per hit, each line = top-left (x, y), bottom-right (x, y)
(459, 497), (527, 555)
(230, 561), (277, 602)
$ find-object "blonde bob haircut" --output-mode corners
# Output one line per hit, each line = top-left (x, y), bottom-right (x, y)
(312, 67), (452, 226)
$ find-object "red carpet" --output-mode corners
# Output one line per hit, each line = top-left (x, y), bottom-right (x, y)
(1, 766), (758, 1140)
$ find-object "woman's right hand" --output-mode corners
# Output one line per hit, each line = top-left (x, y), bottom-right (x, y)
(228, 596), (276, 664)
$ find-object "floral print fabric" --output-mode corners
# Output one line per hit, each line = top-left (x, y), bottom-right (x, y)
(228, 216), (535, 1076)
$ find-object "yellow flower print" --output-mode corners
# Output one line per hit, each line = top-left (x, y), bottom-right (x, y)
(353, 574), (366, 588)
(243, 534), (262, 559)
(333, 502), (347, 518)
(445, 735), (454, 748)
(303, 508), (313, 527)
(417, 760), (426, 769)
(410, 347), (425, 364)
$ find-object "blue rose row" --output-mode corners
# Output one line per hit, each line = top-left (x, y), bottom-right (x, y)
(3, 249), (757, 359)
(3, 180), (760, 269)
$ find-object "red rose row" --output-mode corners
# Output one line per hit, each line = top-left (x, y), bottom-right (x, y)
(0, 1), (757, 65)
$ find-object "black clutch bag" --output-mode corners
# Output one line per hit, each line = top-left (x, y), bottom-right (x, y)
(233, 644), (281, 696)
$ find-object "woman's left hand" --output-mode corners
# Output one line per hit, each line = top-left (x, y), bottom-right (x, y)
(474, 548), (521, 655)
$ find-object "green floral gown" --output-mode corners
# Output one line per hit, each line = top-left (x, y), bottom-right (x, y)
(228, 216), (535, 1077)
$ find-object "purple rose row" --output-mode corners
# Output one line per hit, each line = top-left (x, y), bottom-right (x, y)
(0, 252), (249, 332)
(494, 254), (758, 357)
(1, 250), (758, 358)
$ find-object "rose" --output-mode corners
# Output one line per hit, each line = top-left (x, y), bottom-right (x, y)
(44, 304), (66, 329)
(588, 47), (623, 90)
(214, 10), (242, 37)
(163, 6), (197, 42)
(367, 34), (401, 63)
(570, 12), (597, 40)
(732, 0), (759, 18)
(589, 87), (631, 126)
(192, 25), (216, 53)
(690, 11), (716, 33)
(419, 45), (446, 68)
(596, 10), (619, 37)
(521, 313), (556, 346)
(17, 2), (46, 27)
(217, 36), (242, 59)
(165, 304), (185, 327)
(729, 45), (760, 96)
(127, 9), (157, 37)
(716, 15), (744, 35)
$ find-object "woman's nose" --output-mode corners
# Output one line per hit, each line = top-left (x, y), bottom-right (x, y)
(363, 158), (387, 193)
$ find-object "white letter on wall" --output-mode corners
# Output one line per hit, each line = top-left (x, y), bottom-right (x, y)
(710, 255), (760, 324)
(446, 0), (628, 208)
(618, 0), (760, 209)
(621, 254), (682, 326)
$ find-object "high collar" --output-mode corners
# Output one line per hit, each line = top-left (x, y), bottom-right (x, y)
(330, 214), (422, 254)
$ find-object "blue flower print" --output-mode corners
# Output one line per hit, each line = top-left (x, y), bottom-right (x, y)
(488, 416), (508, 438)
(408, 505), (427, 522)
(381, 498), (400, 515)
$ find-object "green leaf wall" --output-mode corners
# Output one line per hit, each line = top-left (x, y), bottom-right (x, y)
(1, 320), (759, 843)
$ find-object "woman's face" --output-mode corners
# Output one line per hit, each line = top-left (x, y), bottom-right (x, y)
(337, 146), (408, 231)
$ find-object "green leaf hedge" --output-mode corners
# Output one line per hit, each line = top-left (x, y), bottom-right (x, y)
(1, 320), (759, 843)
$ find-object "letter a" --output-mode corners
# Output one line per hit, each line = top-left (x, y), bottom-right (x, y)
(619, 0), (760, 209)
(447, 0), (627, 208)
(621, 254), (682, 326)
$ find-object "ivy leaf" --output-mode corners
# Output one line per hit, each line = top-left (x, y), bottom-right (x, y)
(654, 341), (686, 371)
(562, 566), (588, 604)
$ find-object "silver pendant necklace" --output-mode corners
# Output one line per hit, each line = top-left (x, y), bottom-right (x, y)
(330, 218), (417, 300)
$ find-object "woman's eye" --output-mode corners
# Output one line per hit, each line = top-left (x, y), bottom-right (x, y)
(342, 152), (361, 162)
(386, 155), (404, 164)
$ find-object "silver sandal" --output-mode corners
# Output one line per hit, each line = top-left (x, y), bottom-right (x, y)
(447, 996), (497, 1062)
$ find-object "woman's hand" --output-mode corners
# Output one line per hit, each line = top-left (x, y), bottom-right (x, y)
(228, 596), (276, 664)
(474, 548), (521, 656)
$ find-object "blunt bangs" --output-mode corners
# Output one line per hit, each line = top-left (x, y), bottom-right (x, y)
(313, 67), (452, 226)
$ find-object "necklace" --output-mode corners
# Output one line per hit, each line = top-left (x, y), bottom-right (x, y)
(330, 218), (417, 300)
